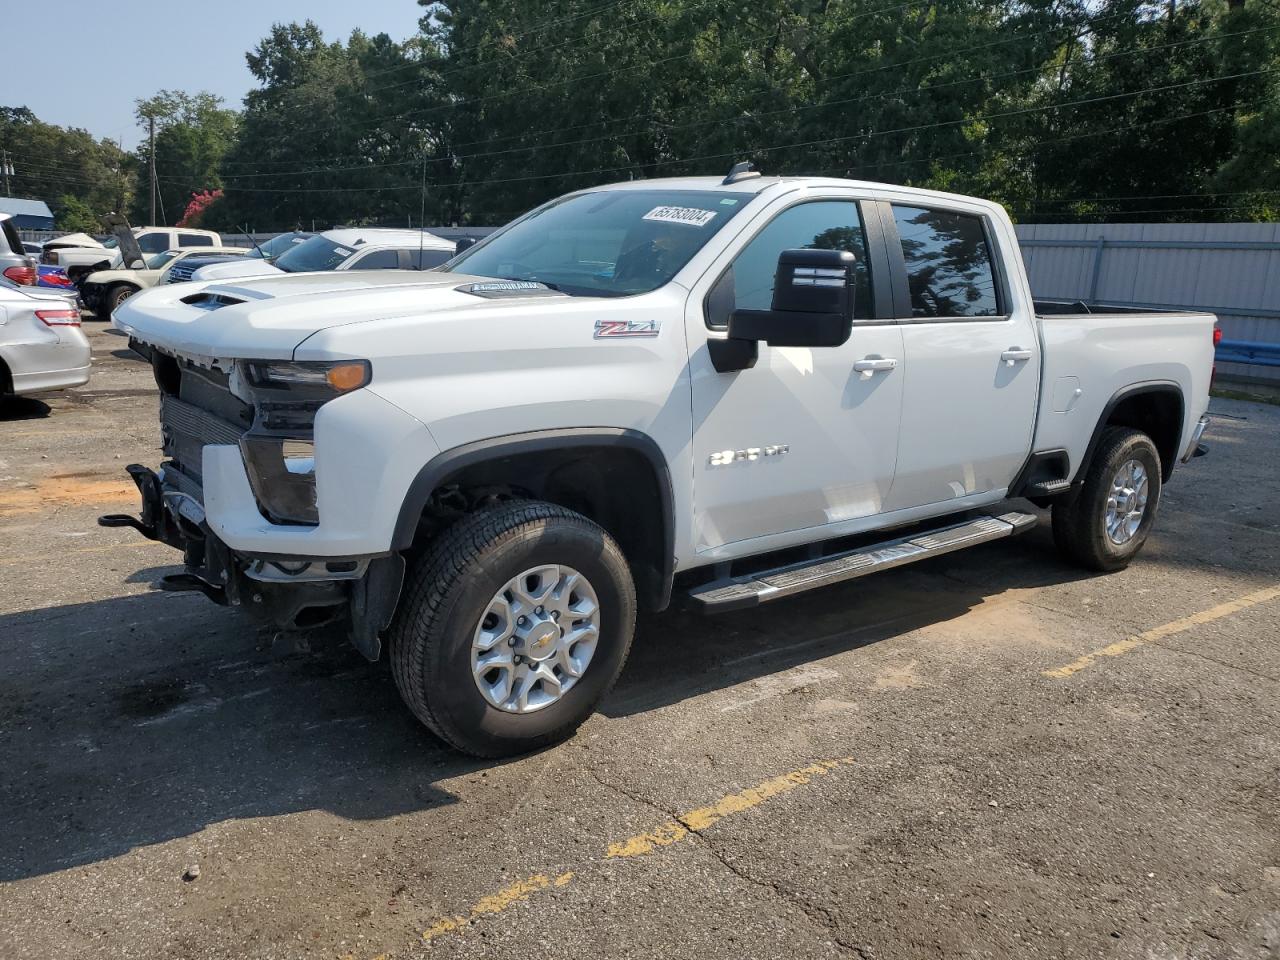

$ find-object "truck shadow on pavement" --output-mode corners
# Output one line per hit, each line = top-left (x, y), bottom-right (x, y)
(0, 517), (1230, 884)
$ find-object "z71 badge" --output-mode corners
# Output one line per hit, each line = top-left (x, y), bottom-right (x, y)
(708, 444), (790, 466)
(594, 318), (660, 339)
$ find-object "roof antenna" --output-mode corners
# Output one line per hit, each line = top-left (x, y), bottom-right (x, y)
(418, 152), (427, 270)
(722, 161), (761, 185)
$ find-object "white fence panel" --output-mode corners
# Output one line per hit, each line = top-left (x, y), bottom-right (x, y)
(1016, 222), (1280, 383)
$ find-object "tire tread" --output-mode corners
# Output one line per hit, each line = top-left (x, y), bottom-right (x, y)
(1052, 426), (1161, 572)
(389, 501), (632, 757)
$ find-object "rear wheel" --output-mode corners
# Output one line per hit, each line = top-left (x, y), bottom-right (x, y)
(389, 500), (636, 757)
(1052, 426), (1162, 572)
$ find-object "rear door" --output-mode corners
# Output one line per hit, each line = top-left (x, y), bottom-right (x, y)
(879, 201), (1039, 512)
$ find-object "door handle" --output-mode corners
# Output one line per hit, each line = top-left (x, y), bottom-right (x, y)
(853, 357), (898, 376)
(1001, 348), (1033, 365)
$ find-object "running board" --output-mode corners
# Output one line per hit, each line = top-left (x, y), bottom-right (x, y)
(689, 512), (1037, 613)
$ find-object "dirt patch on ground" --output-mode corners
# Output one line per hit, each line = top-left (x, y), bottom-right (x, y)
(0, 476), (136, 516)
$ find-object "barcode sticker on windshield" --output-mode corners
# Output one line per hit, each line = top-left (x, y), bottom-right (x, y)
(642, 206), (717, 227)
(333, 247), (353, 257)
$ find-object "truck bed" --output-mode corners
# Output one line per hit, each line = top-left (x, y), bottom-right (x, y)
(1033, 299), (1204, 317)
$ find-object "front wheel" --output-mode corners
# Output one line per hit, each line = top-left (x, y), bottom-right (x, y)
(1052, 426), (1162, 572)
(107, 284), (137, 315)
(389, 501), (636, 757)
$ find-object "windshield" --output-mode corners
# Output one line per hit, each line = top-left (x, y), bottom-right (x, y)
(273, 235), (359, 273)
(443, 189), (752, 297)
(251, 231), (311, 260)
(147, 251), (179, 269)
(102, 237), (119, 249)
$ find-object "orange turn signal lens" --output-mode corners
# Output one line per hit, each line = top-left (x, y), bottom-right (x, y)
(325, 362), (370, 392)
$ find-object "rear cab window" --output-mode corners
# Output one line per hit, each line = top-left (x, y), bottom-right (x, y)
(889, 205), (1001, 318)
(138, 233), (171, 253)
(347, 249), (399, 270)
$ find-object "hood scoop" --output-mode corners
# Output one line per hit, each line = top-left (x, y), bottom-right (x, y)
(181, 292), (247, 311)
(456, 280), (567, 299)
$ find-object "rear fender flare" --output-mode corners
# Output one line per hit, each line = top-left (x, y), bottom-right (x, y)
(1077, 381), (1184, 485)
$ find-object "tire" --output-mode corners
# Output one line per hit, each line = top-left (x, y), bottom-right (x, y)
(388, 500), (636, 757)
(1052, 426), (1162, 572)
(107, 284), (136, 315)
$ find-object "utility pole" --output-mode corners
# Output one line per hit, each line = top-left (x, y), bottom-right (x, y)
(148, 116), (157, 225)
(1, 150), (12, 195)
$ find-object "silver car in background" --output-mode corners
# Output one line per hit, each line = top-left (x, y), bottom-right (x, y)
(1, 213), (38, 287)
(0, 277), (91, 400)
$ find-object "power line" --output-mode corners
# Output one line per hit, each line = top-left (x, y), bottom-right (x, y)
(207, 5), (1138, 180)
(34, 2), (1121, 182)
(216, 67), (1277, 195)
(215, 0), (935, 158)
(209, 21), (1271, 183)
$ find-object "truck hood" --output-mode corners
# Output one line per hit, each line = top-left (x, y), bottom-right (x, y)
(191, 258), (281, 282)
(112, 269), (572, 361)
(85, 267), (160, 287)
(44, 233), (104, 250)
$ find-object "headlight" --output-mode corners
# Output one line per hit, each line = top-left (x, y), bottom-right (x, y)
(240, 437), (319, 524)
(241, 359), (370, 395)
(234, 360), (371, 525)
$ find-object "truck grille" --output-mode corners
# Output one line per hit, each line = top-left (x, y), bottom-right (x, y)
(157, 359), (254, 490)
(166, 262), (198, 283)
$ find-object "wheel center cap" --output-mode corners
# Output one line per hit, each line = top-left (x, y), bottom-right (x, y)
(524, 622), (559, 661)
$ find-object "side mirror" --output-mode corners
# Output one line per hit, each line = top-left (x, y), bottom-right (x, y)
(454, 237), (478, 255)
(728, 248), (856, 348)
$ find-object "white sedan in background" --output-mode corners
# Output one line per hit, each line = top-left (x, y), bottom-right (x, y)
(190, 228), (458, 282)
(0, 277), (90, 400)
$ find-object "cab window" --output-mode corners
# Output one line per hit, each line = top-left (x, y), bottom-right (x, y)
(400, 248), (453, 270)
(708, 200), (872, 329)
(178, 233), (214, 247)
(348, 249), (399, 270)
(138, 233), (170, 253)
(890, 205), (1000, 318)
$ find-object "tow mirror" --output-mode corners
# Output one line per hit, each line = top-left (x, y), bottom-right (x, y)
(728, 248), (856, 348)
(454, 237), (478, 255)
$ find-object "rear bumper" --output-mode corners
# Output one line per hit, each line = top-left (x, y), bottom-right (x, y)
(10, 361), (91, 395)
(1180, 415), (1210, 463)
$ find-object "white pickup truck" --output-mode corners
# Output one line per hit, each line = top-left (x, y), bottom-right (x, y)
(41, 226), (222, 284)
(106, 170), (1215, 757)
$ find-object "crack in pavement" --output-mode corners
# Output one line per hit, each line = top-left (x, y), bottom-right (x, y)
(584, 763), (863, 954)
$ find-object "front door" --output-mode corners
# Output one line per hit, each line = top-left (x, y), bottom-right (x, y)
(686, 197), (905, 556)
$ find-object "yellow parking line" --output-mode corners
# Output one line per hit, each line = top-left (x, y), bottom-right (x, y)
(1043, 584), (1280, 679)
(607, 757), (853, 858)
(421, 872), (574, 944)
(413, 757), (854, 950)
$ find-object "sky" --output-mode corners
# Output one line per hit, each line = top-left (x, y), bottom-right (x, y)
(11, 1), (427, 150)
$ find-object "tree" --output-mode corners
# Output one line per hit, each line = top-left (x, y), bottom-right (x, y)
(187, 0), (1280, 228)
(131, 90), (238, 226)
(209, 21), (452, 231)
(54, 194), (101, 232)
(0, 105), (132, 227)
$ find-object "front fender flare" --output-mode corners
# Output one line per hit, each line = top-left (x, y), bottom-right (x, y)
(391, 427), (675, 609)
